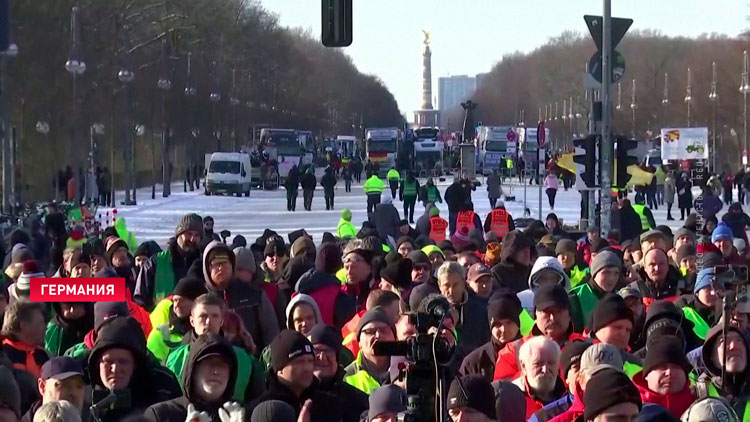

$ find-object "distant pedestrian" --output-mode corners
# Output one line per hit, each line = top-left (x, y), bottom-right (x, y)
(301, 167), (317, 211)
(387, 167), (400, 199)
(664, 171), (676, 220)
(677, 172), (693, 220)
(285, 165), (300, 211)
(399, 172), (420, 223)
(545, 172), (559, 210)
(321, 166), (337, 210)
(342, 164), (352, 192)
(486, 169), (502, 209)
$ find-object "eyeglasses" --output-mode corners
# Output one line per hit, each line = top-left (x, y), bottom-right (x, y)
(361, 326), (392, 337)
(210, 260), (231, 270)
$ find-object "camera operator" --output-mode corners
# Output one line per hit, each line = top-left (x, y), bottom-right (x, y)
(446, 375), (497, 422)
(343, 309), (396, 394)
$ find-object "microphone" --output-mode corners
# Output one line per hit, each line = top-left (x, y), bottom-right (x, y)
(425, 295), (451, 320)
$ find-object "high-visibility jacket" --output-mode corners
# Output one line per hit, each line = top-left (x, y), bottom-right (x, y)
(387, 169), (400, 181)
(631, 204), (651, 230)
(456, 211), (477, 234)
(682, 306), (710, 340)
(146, 323), (184, 362)
(489, 209), (510, 239)
(155, 250), (177, 303)
(568, 265), (591, 288)
(402, 179), (418, 197)
(569, 283), (602, 333)
(363, 176), (385, 194)
(344, 352), (382, 395)
(337, 218), (357, 239)
(429, 216), (448, 242)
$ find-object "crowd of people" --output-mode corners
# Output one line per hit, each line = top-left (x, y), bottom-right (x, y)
(1, 169), (750, 422)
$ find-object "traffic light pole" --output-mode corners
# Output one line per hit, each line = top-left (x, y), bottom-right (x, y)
(587, 89), (596, 228)
(599, 0), (613, 235)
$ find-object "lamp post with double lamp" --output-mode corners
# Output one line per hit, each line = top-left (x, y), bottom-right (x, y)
(568, 97), (574, 151)
(157, 38), (172, 197)
(630, 78), (638, 137)
(709, 62), (719, 171)
(184, 52), (197, 192)
(88, 123), (104, 204)
(229, 69), (240, 152)
(662, 73), (669, 126)
(740, 51), (750, 167)
(65, 6), (86, 206)
(210, 61), (221, 152)
(685, 68), (693, 128)
(118, 27), (136, 205)
(1, 13), (18, 213)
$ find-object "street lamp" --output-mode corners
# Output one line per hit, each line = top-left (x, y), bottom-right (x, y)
(158, 38), (172, 198)
(662, 73), (670, 126)
(685, 68), (693, 127)
(709, 62), (719, 170)
(630, 78), (638, 137)
(184, 52), (197, 192)
(740, 51), (750, 167)
(118, 27), (136, 205)
(86, 123), (104, 204)
(616, 82), (622, 110)
(65, 6), (85, 206)
(229, 69), (240, 151)
(210, 61), (222, 152)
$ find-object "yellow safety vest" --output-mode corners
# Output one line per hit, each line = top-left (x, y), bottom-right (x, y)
(631, 204), (651, 230)
(682, 306), (710, 340)
(344, 353), (382, 395)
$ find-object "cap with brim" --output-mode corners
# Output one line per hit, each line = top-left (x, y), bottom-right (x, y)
(580, 343), (623, 378)
(41, 357), (84, 381)
(617, 286), (641, 300)
(640, 229), (666, 245)
(196, 352), (233, 364)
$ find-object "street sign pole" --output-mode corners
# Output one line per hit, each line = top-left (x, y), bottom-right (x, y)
(599, 0), (613, 236)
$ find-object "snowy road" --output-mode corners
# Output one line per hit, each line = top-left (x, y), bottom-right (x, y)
(98, 178), (726, 246)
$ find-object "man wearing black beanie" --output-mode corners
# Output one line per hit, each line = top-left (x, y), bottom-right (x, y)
(632, 336), (695, 417)
(583, 368), (642, 422)
(460, 291), (522, 380)
(447, 375), (497, 422)
(590, 294), (644, 377)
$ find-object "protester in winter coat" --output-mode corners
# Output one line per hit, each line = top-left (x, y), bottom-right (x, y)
(676, 173), (693, 219)
(399, 172), (420, 223)
(1, 301), (49, 378)
(135, 213), (204, 310)
(285, 165), (300, 211)
(516, 256), (571, 315)
(372, 195), (401, 246)
(723, 202), (750, 240)
(664, 172), (676, 220)
(321, 166), (337, 210)
(696, 324), (750, 419)
(445, 178), (468, 234)
(446, 375), (498, 422)
(337, 209), (357, 239)
(567, 251), (622, 333)
(491, 230), (534, 293)
(514, 336), (568, 419)
(437, 261), (490, 351)
(487, 170), (503, 209)
(555, 239), (590, 289)
(301, 167), (317, 211)
(673, 268), (721, 341)
(418, 177), (442, 207)
(343, 309), (396, 395)
(44, 300), (94, 357)
(87, 317), (180, 421)
(21, 357), (88, 422)
(544, 213), (566, 237)
(632, 337), (695, 417)
(630, 248), (687, 306)
(545, 172), (559, 209)
(202, 241), (279, 354)
(712, 222), (747, 266)
(144, 334), (241, 422)
(696, 185), (723, 220)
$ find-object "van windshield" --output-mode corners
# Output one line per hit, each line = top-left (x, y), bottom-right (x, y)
(209, 160), (240, 174)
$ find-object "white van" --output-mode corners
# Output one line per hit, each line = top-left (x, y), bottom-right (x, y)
(205, 152), (252, 197)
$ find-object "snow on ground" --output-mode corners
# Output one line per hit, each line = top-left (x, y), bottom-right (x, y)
(97, 177), (737, 247)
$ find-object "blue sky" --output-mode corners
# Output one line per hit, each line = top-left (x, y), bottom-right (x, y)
(261, 1), (747, 121)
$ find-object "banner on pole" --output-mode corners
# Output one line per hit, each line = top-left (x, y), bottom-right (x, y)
(660, 127), (709, 160)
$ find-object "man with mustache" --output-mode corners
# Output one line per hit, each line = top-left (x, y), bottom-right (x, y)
(135, 213), (204, 310)
(695, 324), (750, 419)
(514, 336), (567, 419)
(494, 285), (585, 381)
(343, 309), (396, 395)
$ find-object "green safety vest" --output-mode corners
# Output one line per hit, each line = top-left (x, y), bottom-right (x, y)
(363, 176), (385, 194)
(507, 159), (514, 169)
(155, 250), (177, 303)
(520, 309), (534, 336)
(427, 186), (440, 203)
(631, 204), (651, 230)
(706, 382), (750, 422)
(336, 268), (347, 285)
(150, 299), (174, 332)
(682, 306), (710, 340)
(387, 169), (400, 181)
(146, 323), (185, 362)
(165, 343), (252, 402)
(569, 265), (590, 289)
(570, 283), (601, 332)
(402, 179), (418, 197)
(623, 361), (643, 379)
(337, 218), (357, 239)
(344, 352), (382, 395)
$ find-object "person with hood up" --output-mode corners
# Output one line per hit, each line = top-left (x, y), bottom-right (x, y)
(301, 167), (317, 211)
(399, 172), (420, 223)
(202, 241), (280, 354)
(146, 276), (208, 361)
(372, 194), (401, 247)
(164, 294), (265, 403)
(494, 285), (586, 381)
(294, 243), (356, 330)
(320, 166), (337, 211)
(674, 268), (722, 341)
(44, 299), (94, 357)
(632, 336), (695, 418)
(723, 202), (750, 244)
(337, 209), (357, 239)
(144, 334), (244, 422)
(307, 325), (368, 422)
(284, 164), (300, 212)
(437, 261), (491, 351)
(491, 230), (534, 293)
(249, 330), (339, 421)
(284, 294), (323, 338)
(568, 251), (622, 333)
(135, 213), (203, 310)
(87, 317), (180, 421)
(517, 256), (570, 315)
(459, 291), (522, 380)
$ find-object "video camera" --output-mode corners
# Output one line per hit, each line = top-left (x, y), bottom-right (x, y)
(374, 295), (456, 422)
(714, 265), (750, 313)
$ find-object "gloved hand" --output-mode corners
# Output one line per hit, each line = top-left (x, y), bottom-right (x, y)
(185, 404), (211, 422)
(218, 401), (246, 422)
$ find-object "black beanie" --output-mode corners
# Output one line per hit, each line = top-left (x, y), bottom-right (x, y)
(584, 368), (642, 421)
(315, 243), (343, 275)
(356, 309), (394, 341)
(560, 340), (592, 378)
(94, 302), (129, 332)
(172, 276), (208, 301)
(270, 330), (314, 372)
(308, 325), (342, 353)
(487, 294), (522, 328)
(380, 256), (413, 290)
(447, 375), (496, 420)
(592, 293), (634, 334)
(643, 336), (692, 376)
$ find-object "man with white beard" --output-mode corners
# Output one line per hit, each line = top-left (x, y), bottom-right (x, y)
(513, 336), (567, 420)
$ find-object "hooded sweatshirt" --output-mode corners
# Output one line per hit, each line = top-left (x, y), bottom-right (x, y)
(517, 257), (570, 314)
(144, 334), (238, 422)
(285, 293), (324, 331)
(491, 230), (534, 293)
(698, 324), (750, 417)
(44, 302), (95, 356)
(202, 241), (279, 353)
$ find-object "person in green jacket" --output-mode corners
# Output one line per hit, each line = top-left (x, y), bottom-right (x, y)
(364, 173), (385, 215)
(555, 239), (590, 288)
(45, 302), (94, 357)
(568, 251), (622, 333)
(399, 172), (420, 223)
(673, 267), (721, 340)
(419, 177), (443, 207)
(386, 167), (400, 199)
(146, 276), (207, 362)
(114, 216), (139, 254)
(337, 209), (357, 239)
(164, 293), (265, 402)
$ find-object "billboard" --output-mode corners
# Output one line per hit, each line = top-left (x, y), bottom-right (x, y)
(660, 127), (709, 160)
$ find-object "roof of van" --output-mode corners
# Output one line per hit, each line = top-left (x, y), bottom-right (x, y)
(210, 152), (248, 160)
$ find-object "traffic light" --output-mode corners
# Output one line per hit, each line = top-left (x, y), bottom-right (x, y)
(614, 135), (639, 189)
(574, 135), (599, 188)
